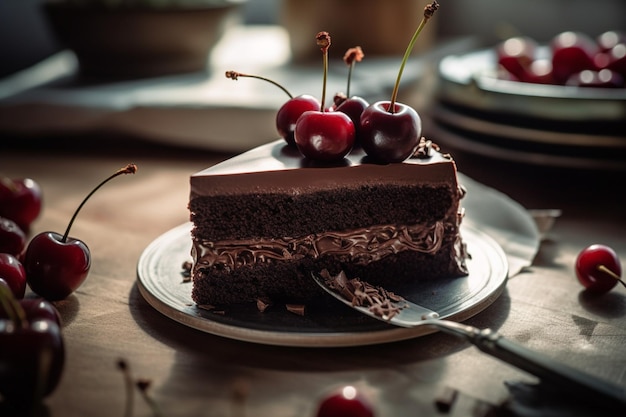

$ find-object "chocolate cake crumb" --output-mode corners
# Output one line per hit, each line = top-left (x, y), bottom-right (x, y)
(256, 297), (272, 312)
(286, 304), (306, 316)
(434, 386), (459, 412)
(198, 304), (225, 315)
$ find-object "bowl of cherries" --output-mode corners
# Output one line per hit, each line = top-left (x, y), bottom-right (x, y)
(438, 30), (626, 124)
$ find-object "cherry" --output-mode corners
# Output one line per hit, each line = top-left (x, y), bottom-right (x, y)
(0, 281), (65, 404)
(334, 47), (369, 145)
(360, 1), (439, 163)
(523, 59), (556, 84)
(606, 43), (626, 76)
(575, 244), (624, 293)
(0, 255), (26, 299)
(0, 296), (61, 327)
(596, 30), (626, 53)
(566, 69), (624, 88)
(316, 386), (375, 417)
(294, 32), (355, 161)
(24, 164), (137, 301)
(496, 36), (538, 81)
(225, 70), (320, 146)
(0, 177), (42, 233)
(0, 216), (27, 257)
(550, 31), (598, 84)
(277, 94), (321, 146)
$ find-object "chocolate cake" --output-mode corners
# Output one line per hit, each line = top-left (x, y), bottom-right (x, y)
(188, 138), (468, 307)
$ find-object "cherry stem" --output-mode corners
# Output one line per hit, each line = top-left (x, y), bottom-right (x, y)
(316, 31), (332, 112)
(136, 379), (164, 417)
(343, 46), (364, 98)
(62, 164), (137, 243)
(0, 283), (27, 329)
(225, 71), (293, 99)
(389, 0), (439, 113)
(117, 359), (135, 417)
(597, 265), (626, 288)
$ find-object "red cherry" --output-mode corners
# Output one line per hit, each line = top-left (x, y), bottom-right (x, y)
(0, 297), (62, 327)
(551, 31), (598, 84)
(0, 216), (27, 257)
(0, 282), (65, 404)
(276, 94), (321, 146)
(522, 59), (556, 84)
(566, 69), (624, 88)
(25, 232), (91, 301)
(606, 43), (626, 76)
(575, 244), (623, 293)
(0, 177), (42, 233)
(294, 110), (355, 161)
(596, 30), (626, 53)
(0, 255), (26, 299)
(335, 96), (369, 145)
(24, 164), (137, 301)
(360, 101), (422, 163)
(359, 2), (437, 163)
(316, 386), (375, 417)
(496, 36), (538, 81)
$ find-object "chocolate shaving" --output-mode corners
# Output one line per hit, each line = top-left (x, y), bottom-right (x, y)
(181, 260), (192, 282)
(319, 269), (408, 320)
(286, 304), (306, 316)
(256, 297), (272, 313)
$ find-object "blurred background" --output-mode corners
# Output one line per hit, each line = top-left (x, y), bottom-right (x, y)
(3, 0), (625, 78)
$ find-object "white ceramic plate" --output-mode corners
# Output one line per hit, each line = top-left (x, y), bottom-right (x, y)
(137, 222), (508, 347)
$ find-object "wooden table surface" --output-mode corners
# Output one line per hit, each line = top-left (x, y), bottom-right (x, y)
(1, 135), (625, 417)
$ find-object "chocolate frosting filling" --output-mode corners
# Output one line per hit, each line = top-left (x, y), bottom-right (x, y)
(193, 221), (447, 270)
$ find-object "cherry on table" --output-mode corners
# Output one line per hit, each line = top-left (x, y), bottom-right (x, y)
(316, 386), (375, 417)
(0, 177), (42, 233)
(24, 164), (137, 301)
(0, 281), (65, 404)
(575, 244), (624, 293)
(0, 216), (27, 258)
(0, 255), (26, 299)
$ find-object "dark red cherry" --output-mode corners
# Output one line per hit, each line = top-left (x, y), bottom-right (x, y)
(335, 96), (369, 145)
(294, 110), (355, 161)
(276, 94), (321, 146)
(606, 43), (626, 76)
(24, 164), (136, 301)
(360, 101), (422, 163)
(25, 231), (91, 301)
(551, 31), (598, 84)
(566, 69), (624, 88)
(0, 216), (27, 257)
(596, 30), (626, 53)
(523, 59), (555, 84)
(497, 36), (538, 81)
(0, 177), (42, 233)
(575, 244), (623, 293)
(0, 255), (26, 299)
(316, 386), (375, 417)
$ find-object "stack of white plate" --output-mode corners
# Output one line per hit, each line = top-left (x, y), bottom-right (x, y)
(432, 48), (626, 171)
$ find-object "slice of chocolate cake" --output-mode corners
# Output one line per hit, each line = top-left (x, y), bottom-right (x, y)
(188, 138), (468, 307)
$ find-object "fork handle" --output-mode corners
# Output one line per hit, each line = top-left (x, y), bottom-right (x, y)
(472, 328), (626, 409)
